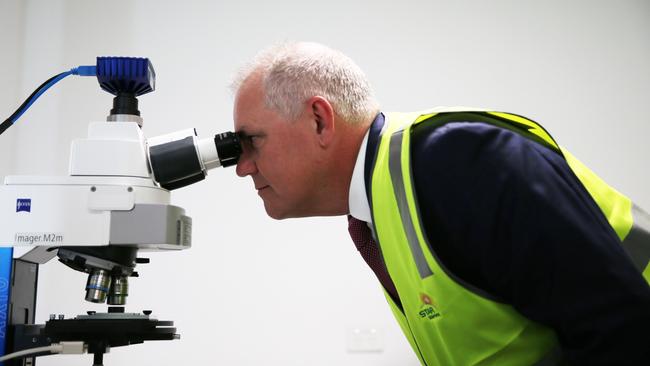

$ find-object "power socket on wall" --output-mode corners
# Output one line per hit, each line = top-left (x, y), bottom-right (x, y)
(346, 327), (384, 353)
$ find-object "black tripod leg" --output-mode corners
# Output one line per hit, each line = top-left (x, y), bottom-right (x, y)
(93, 352), (104, 366)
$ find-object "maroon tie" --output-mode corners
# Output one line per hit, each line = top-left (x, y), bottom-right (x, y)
(347, 215), (400, 302)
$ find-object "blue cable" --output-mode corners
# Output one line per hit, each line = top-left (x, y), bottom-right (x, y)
(9, 71), (72, 124)
(3, 65), (97, 128)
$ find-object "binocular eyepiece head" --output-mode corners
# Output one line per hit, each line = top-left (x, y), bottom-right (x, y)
(148, 130), (242, 191)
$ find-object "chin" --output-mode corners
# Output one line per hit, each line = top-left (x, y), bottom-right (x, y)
(267, 212), (288, 220)
(264, 206), (314, 220)
(264, 203), (290, 220)
(263, 198), (339, 220)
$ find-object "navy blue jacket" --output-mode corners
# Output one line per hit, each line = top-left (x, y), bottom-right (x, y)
(363, 113), (650, 366)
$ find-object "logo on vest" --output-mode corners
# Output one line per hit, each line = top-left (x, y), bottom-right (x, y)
(418, 293), (441, 320)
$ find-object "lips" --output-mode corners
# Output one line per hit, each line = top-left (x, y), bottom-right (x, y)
(256, 185), (269, 191)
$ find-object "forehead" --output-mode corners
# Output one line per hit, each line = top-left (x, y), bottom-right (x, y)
(234, 74), (266, 131)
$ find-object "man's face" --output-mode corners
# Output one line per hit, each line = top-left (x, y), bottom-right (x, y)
(233, 75), (323, 219)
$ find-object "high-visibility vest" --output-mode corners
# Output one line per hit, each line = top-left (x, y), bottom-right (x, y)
(369, 108), (650, 366)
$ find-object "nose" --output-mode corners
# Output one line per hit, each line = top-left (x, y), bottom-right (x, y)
(236, 151), (258, 177)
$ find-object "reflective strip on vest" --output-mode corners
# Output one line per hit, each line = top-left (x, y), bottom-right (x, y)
(389, 129), (433, 279)
(623, 204), (650, 281)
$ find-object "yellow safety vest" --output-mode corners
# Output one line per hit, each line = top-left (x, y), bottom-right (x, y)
(369, 109), (650, 366)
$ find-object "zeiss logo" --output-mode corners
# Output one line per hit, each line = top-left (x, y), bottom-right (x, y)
(16, 198), (31, 213)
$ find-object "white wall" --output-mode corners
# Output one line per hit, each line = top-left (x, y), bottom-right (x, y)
(1, 0), (649, 365)
(0, 0), (25, 176)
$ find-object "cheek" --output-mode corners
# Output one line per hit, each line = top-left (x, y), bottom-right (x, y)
(259, 136), (316, 194)
(264, 157), (309, 195)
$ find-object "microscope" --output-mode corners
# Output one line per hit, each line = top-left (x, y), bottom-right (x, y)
(0, 57), (241, 365)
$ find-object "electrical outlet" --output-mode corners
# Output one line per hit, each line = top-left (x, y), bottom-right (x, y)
(346, 327), (383, 353)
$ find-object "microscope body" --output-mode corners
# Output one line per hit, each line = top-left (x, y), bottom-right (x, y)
(0, 57), (241, 365)
(2, 121), (192, 259)
(0, 120), (192, 366)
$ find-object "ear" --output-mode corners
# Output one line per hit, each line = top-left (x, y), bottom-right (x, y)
(308, 96), (335, 148)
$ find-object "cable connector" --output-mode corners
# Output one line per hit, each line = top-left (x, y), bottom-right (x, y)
(70, 65), (97, 77)
(0, 342), (86, 362)
(57, 341), (88, 355)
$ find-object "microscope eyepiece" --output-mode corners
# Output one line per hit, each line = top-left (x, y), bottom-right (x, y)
(214, 132), (241, 167)
(148, 129), (242, 190)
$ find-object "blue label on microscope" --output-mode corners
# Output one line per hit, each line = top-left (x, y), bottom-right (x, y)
(0, 248), (13, 364)
(16, 198), (31, 213)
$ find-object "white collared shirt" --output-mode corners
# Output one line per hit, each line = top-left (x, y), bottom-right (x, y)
(348, 127), (372, 224)
(348, 118), (387, 226)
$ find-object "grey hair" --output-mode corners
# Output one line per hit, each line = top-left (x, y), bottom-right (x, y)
(231, 42), (379, 125)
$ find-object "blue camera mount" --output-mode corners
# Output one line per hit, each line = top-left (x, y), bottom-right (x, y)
(96, 57), (156, 123)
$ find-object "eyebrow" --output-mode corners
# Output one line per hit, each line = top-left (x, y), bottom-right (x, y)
(235, 125), (255, 135)
(237, 127), (264, 137)
(236, 128), (253, 139)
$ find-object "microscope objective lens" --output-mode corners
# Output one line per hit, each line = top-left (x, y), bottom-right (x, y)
(85, 268), (111, 303)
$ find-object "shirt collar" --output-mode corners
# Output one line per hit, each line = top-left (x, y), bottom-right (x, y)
(348, 113), (385, 224)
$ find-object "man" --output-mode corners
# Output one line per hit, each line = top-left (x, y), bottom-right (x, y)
(232, 42), (650, 365)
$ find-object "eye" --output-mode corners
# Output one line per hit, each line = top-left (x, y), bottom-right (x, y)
(239, 132), (263, 151)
